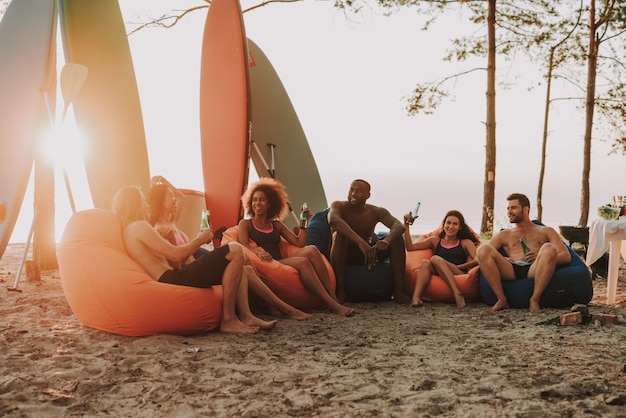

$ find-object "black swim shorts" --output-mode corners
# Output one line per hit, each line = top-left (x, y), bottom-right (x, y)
(159, 244), (231, 288)
(511, 260), (532, 280)
(346, 239), (391, 265)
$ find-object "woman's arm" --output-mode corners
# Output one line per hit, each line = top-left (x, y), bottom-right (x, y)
(456, 239), (478, 271)
(406, 236), (437, 252)
(276, 220), (307, 247)
(237, 219), (269, 260)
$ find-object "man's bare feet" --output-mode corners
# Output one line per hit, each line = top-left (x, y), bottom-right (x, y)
(394, 292), (411, 305)
(220, 319), (259, 334)
(410, 297), (424, 307)
(454, 292), (466, 308)
(489, 299), (510, 312)
(529, 299), (541, 313)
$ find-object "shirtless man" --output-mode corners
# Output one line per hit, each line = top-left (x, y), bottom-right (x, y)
(328, 179), (409, 303)
(476, 193), (571, 313)
(112, 186), (311, 334)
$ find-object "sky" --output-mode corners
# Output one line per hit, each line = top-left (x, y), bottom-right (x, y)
(9, 0), (626, 242)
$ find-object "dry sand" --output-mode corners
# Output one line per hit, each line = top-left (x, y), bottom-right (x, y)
(1, 244), (625, 417)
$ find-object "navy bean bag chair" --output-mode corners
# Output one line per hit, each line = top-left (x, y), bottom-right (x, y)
(480, 235), (593, 309)
(306, 208), (332, 259)
(306, 209), (393, 302)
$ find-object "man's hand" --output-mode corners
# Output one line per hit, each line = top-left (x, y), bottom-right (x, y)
(359, 239), (378, 266)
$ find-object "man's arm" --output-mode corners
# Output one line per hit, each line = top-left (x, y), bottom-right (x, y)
(485, 230), (505, 253)
(377, 207), (404, 243)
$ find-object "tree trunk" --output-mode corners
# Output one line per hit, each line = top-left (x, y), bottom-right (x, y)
(537, 47), (556, 222)
(579, 0), (599, 228)
(481, 0), (497, 236)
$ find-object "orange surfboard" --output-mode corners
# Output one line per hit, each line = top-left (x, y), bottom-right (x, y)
(199, 0), (251, 231)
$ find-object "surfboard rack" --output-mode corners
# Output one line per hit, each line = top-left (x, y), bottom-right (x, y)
(8, 64), (89, 293)
(250, 141), (300, 225)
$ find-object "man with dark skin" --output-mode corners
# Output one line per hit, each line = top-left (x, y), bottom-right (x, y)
(328, 179), (409, 303)
(476, 193), (571, 313)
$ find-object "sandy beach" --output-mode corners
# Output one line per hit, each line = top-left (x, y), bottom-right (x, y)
(1, 243), (625, 417)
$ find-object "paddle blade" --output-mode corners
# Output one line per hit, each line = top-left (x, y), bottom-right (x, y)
(60, 63), (88, 106)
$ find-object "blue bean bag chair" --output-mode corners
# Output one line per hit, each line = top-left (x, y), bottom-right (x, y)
(480, 239), (593, 309)
(306, 209), (393, 302)
(344, 262), (393, 302)
(306, 208), (331, 259)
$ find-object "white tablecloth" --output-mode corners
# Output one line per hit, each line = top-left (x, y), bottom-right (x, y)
(586, 219), (626, 265)
(586, 218), (626, 304)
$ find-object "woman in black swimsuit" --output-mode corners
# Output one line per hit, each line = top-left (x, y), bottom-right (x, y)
(238, 178), (354, 317)
(404, 210), (480, 308)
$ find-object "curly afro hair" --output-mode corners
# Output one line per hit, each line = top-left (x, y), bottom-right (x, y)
(241, 177), (290, 220)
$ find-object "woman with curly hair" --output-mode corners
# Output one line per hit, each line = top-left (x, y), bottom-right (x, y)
(238, 178), (354, 317)
(404, 210), (480, 308)
(144, 176), (312, 322)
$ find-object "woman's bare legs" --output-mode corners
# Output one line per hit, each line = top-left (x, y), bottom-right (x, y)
(219, 243), (260, 334)
(431, 256), (465, 308)
(292, 246), (338, 301)
(244, 265), (312, 320)
(235, 272), (278, 330)
(281, 257), (354, 317)
(410, 259), (432, 307)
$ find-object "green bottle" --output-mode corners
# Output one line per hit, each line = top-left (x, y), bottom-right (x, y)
(200, 209), (211, 231)
(519, 238), (531, 255)
(299, 202), (308, 229)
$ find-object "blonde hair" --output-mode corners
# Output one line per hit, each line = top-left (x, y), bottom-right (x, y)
(112, 185), (145, 228)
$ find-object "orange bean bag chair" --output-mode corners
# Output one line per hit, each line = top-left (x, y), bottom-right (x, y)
(221, 226), (336, 310)
(58, 208), (223, 336)
(403, 228), (481, 303)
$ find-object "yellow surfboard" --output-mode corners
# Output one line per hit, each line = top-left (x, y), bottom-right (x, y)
(59, 0), (150, 210)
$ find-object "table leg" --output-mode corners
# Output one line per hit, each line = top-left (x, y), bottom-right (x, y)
(607, 240), (621, 304)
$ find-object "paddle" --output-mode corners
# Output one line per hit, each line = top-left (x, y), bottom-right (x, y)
(8, 63), (89, 292)
(60, 63), (88, 121)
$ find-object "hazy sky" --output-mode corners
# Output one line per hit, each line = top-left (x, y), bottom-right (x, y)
(9, 0), (626, 241)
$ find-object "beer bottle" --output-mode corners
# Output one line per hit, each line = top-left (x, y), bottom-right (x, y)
(200, 209), (211, 231)
(519, 238), (531, 255)
(299, 203), (308, 229)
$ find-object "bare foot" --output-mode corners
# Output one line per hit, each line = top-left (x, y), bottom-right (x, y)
(454, 292), (466, 308)
(394, 292), (411, 305)
(330, 303), (355, 317)
(285, 308), (313, 321)
(220, 319), (259, 334)
(489, 299), (510, 312)
(243, 316), (278, 330)
(410, 297), (424, 307)
(529, 299), (541, 313)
